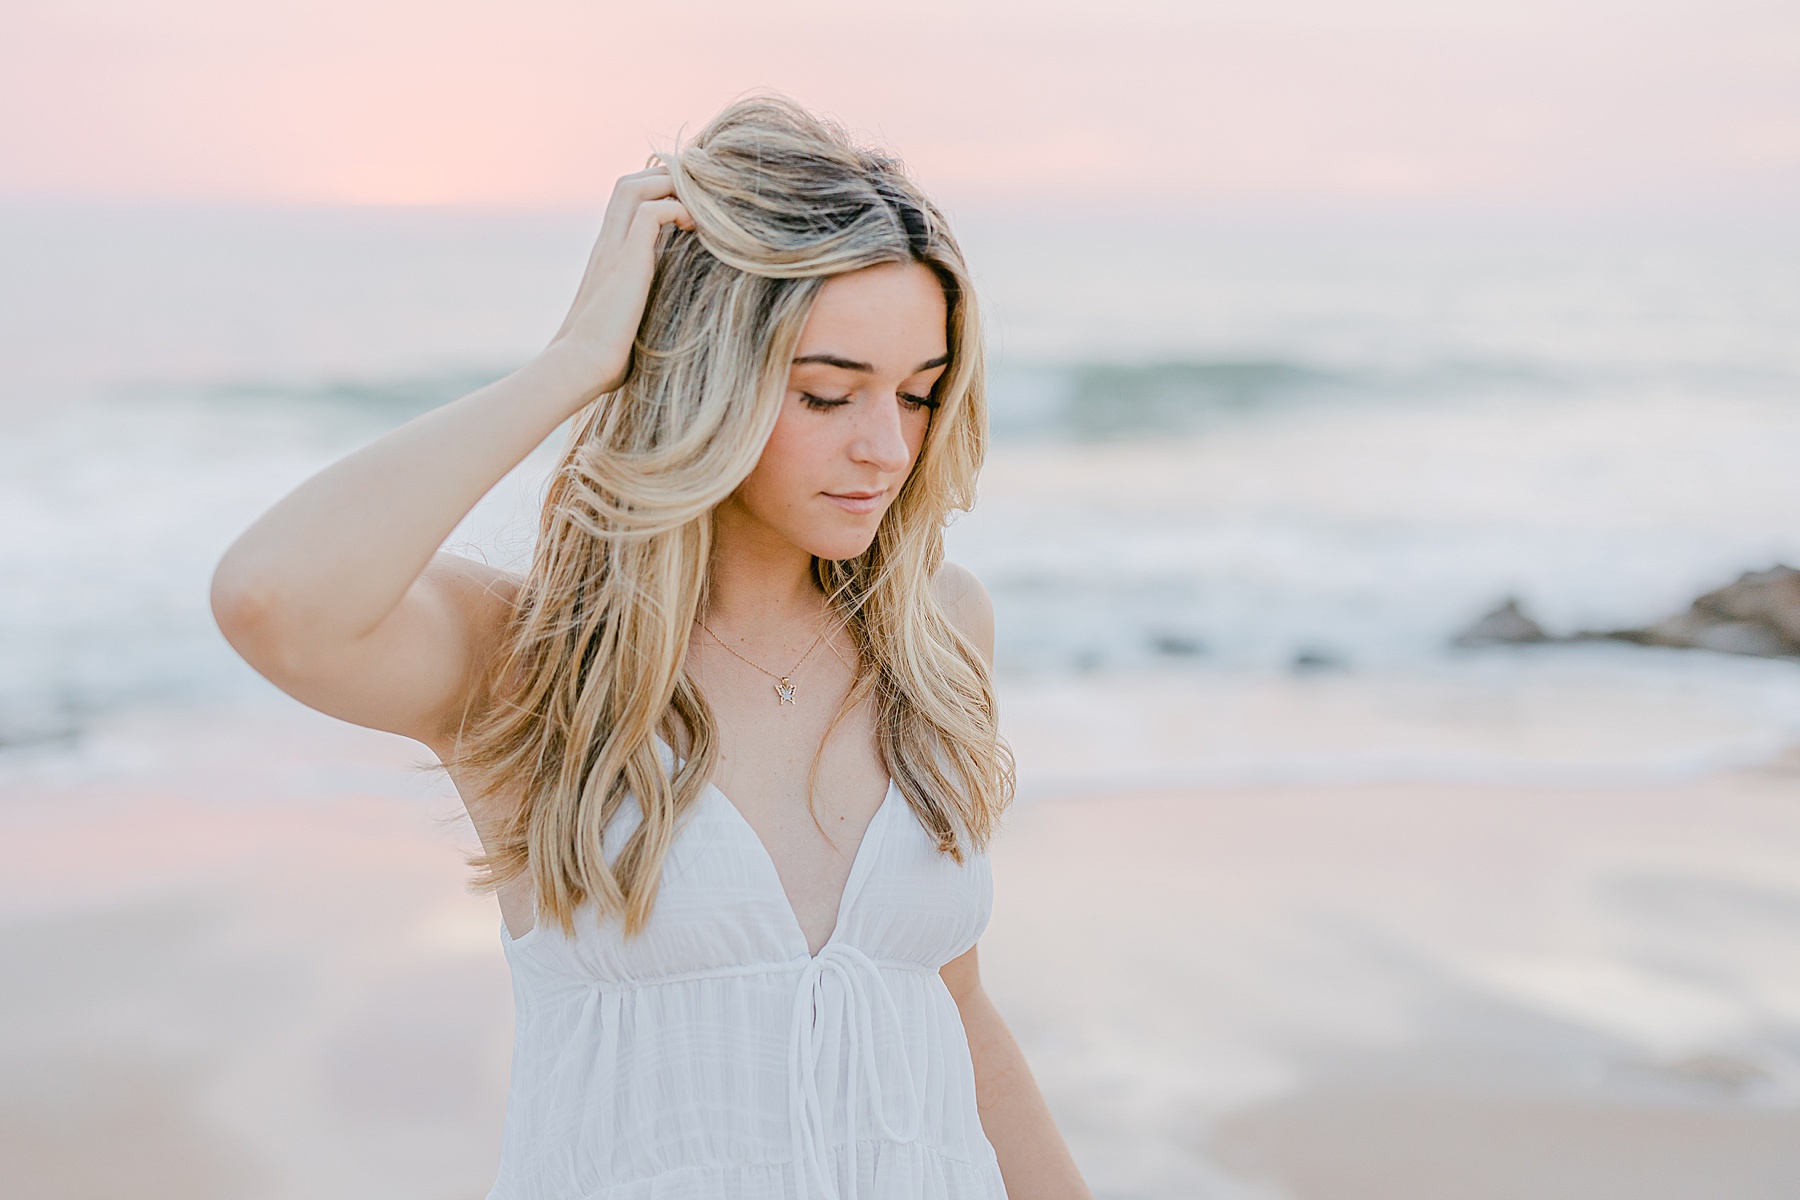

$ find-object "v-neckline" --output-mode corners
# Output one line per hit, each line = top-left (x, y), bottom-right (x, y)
(705, 775), (895, 960)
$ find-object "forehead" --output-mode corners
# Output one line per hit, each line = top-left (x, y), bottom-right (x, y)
(794, 261), (948, 367)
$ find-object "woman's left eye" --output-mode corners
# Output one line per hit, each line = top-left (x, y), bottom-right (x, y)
(901, 392), (940, 411)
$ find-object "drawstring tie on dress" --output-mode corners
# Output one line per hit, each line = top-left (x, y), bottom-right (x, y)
(787, 943), (922, 1200)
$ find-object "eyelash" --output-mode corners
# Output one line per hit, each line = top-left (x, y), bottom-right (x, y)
(800, 392), (940, 412)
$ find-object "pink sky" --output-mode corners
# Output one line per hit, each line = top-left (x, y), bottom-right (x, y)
(3, 0), (1797, 209)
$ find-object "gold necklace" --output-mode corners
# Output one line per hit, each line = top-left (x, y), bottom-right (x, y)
(696, 617), (832, 705)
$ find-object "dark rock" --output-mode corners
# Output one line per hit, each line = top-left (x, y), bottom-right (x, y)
(1452, 597), (1550, 647)
(1149, 633), (1207, 658)
(1452, 567), (1800, 659)
(1291, 647), (1346, 672)
(1599, 566), (1800, 658)
(1694, 565), (1800, 645)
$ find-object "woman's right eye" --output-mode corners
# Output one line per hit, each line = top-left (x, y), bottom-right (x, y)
(801, 392), (852, 411)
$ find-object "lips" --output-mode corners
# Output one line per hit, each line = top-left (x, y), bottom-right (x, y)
(824, 489), (885, 515)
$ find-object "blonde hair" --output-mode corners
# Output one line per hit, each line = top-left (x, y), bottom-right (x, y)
(451, 97), (1012, 935)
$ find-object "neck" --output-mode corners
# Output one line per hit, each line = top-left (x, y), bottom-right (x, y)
(704, 498), (825, 632)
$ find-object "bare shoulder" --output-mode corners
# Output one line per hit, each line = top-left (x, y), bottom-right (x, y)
(428, 551), (525, 624)
(930, 561), (994, 665)
(417, 552), (526, 745)
(431, 552), (527, 677)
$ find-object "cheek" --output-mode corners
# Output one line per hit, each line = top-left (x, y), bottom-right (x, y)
(904, 408), (933, 463)
(740, 411), (828, 509)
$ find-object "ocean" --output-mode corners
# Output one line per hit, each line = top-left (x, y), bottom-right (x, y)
(4, 201), (1800, 787)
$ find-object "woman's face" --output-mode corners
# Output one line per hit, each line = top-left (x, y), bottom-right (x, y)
(728, 260), (949, 563)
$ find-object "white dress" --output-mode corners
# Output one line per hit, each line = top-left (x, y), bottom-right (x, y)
(485, 763), (1007, 1200)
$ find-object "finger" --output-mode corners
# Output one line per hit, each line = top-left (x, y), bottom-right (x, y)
(612, 165), (671, 190)
(629, 199), (695, 238)
(595, 174), (679, 250)
(599, 184), (674, 247)
(620, 175), (677, 202)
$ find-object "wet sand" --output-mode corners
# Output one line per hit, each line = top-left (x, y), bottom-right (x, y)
(5, 703), (1800, 1199)
(980, 762), (1800, 1198)
(1213, 1091), (1800, 1200)
(1, 707), (513, 1200)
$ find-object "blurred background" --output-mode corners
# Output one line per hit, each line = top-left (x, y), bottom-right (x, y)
(5, 1), (1800, 1197)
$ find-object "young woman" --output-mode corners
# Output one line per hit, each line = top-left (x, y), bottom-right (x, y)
(211, 98), (1090, 1198)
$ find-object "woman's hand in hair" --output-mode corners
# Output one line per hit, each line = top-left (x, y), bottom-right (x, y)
(548, 166), (695, 396)
(211, 169), (688, 750)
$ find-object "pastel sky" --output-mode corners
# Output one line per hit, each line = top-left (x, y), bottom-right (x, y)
(3, 0), (1798, 209)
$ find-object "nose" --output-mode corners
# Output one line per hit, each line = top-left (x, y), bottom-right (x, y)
(848, 392), (914, 473)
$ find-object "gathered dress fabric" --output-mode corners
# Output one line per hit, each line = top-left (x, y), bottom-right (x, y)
(485, 757), (1006, 1200)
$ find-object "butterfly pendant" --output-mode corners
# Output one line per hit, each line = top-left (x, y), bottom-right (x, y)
(773, 678), (797, 705)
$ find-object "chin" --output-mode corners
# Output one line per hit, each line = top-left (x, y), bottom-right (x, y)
(798, 518), (884, 562)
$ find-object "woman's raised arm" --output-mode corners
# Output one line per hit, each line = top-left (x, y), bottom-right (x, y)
(210, 168), (693, 746)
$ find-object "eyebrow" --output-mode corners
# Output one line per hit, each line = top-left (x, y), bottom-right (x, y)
(791, 352), (950, 374)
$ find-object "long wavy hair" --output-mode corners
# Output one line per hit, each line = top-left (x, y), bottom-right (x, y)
(449, 97), (1013, 935)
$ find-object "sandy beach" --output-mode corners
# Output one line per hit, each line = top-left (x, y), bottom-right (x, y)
(7, 697), (1799, 1200)
(986, 761), (1800, 1198)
